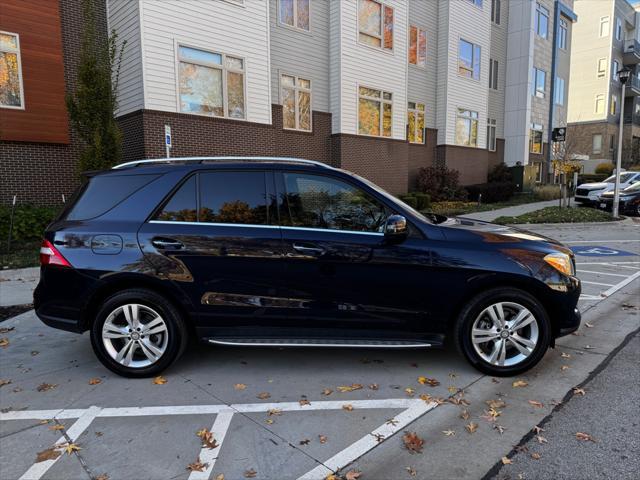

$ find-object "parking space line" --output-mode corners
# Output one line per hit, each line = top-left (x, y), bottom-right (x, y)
(18, 406), (101, 480)
(188, 410), (234, 480)
(580, 280), (616, 287)
(576, 270), (629, 277)
(566, 240), (640, 243)
(579, 294), (602, 300)
(602, 271), (640, 297)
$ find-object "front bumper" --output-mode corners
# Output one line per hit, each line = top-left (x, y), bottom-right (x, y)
(557, 307), (581, 337)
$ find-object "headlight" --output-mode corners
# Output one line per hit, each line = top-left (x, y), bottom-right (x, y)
(544, 253), (574, 276)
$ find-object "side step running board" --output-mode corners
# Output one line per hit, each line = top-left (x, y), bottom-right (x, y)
(206, 338), (433, 348)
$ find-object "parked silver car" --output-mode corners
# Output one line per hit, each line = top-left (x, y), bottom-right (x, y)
(575, 172), (640, 205)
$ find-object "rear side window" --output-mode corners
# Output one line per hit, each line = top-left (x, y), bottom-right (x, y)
(65, 174), (159, 221)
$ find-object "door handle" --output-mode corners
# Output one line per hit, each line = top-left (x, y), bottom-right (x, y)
(292, 243), (325, 256)
(152, 238), (184, 250)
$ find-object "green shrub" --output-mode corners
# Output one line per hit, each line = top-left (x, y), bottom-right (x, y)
(578, 174), (608, 184)
(416, 165), (468, 202)
(398, 194), (418, 209)
(487, 163), (513, 183)
(532, 185), (562, 201)
(0, 205), (59, 244)
(466, 182), (516, 203)
(414, 192), (431, 210)
(594, 162), (614, 175)
(628, 164), (640, 171)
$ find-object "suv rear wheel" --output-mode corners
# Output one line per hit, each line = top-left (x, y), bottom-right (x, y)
(454, 288), (551, 376)
(90, 289), (188, 377)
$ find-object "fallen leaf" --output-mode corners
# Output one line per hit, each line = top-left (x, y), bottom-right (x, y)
(406, 466), (417, 476)
(35, 447), (61, 463)
(244, 468), (257, 478)
(533, 426), (545, 434)
(88, 378), (102, 385)
(95, 474), (109, 480)
(368, 383), (379, 390)
(447, 396), (470, 406)
(266, 419), (274, 424)
(486, 399), (506, 409)
(31, 350), (39, 356)
(49, 424), (65, 431)
(256, 392), (271, 399)
(326, 475), (340, 480)
(0, 379), (11, 388)
(417, 376), (440, 387)
(561, 352), (571, 358)
(491, 378), (500, 383)
(0, 327), (15, 334)
(386, 418), (398, 426)
(215, 475), (225, 480)
(57, 442), (81, 455)
(322, 388), (333, 396)
(196, 428), (219, 449)
(337, 384), (363, 393)
(299, 398), (311, 406)
(234, 383), (247, 390)
(404, 387), (415, 396)
(267, 408), (282, 416)
(319, 435), (328, 444)
(536, 435), (548, 444)
(299, 439), (310, 445)
(512, 380), (528, 388)
(152, 376), (167, 385)
(95, 431), (103, 437)
(573, 387), (586, 396)
(12, 387), (23, 393)
(186, 458), (209, 472)
(0, 338), (9, 348)
(460, 409), (470, 420)
(372, 432), (385, 443)
(447, 386), (458, 394)
(584, 322), (594, 328)
(501, 457), (512, 465)
(37, 383), (57, 392)
(531, 452), (541, 460)
(402, 432), (424, 453)
(560, 365), (570, 371)
(528, 400), (544, 408)
(342, 404), (354, 411)
(465, 422), (478, 433)
(345, 470), (362, 480)
(575, 432), (596, 442)
(442, 429), (455, 436)
(493, 424), (506, 434)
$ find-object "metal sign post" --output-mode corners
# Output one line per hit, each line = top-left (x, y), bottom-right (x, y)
(165, 125), (172, 158)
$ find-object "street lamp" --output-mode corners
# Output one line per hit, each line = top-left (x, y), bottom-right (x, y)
(613, 67), (631, 218)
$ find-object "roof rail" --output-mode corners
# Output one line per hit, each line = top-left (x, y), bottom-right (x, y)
(112, 156), (332, 170)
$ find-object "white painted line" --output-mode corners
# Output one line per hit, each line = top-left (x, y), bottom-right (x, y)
(579, 294), (602, 300)
(297, 400), (437, 480)
(0, 409), (86, 421)
(576, 270), (629, 277)
(188, 410), (234, 480)
(581, 280), (616, 287)
(99, 405), (227, 418)
(566, 240), (640, 243)
(604, 264), (640, 271)
(602, 270), (640, 298)
(19, 406), (101, 480)
(231, 399), (416, 413)
(577, 262), (640, 265)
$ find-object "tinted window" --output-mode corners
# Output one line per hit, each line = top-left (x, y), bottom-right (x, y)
(156, 175), (197, 221)
(282, 173), (387, 233)
(65, 174), (159, 221)
(199, 171), (268, 225)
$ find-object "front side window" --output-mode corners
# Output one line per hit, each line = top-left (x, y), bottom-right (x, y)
(409, 26), (427, 67)
(559, 18), (568, 49)
(358, 86), (392, 137)
(407, 102), (425, 144)
(532, 67), (546, 98)
(282, 172), (387, 233)
(535, 3), (549, 38)
(487, 118), (497, 151)
(554, 77), (565, 105)
(592, 134), (602, 154)
(458, 39), (481, 80)
(279, 0), (310, 31)
(491, 0), (501, 24)
(178, 45), (245, 119)
(530, 123), (543, 154)
(455, 108), (479, 147)
(0, 32), (24, 109)
(595, 94), (605, 114)
(281, 74), (311, 131)
(599, 16), (610, 38)
(358, 0), (394, 51)
(610, 94), (618, 115)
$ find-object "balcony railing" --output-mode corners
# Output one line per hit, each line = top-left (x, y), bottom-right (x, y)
(625, 73), (640, 97)
(623, 39), (640, 65)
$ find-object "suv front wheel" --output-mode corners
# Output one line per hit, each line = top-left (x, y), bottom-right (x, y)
(454, 288), (551, 376)
(90, 289), (188, 377)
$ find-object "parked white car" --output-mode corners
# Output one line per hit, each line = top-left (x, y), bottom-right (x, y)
(575, 171), (640, 205)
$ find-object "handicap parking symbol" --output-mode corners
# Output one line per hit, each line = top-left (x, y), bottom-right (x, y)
(570, 245), (635, 257)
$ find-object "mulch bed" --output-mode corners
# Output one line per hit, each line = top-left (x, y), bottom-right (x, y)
(0, 304), (33, 322)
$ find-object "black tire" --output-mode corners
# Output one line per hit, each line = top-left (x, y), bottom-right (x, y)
(90, 289), (188, 378)
(453, 288), (551, 377)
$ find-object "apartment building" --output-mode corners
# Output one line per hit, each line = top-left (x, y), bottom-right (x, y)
(567, 0), (640, 168)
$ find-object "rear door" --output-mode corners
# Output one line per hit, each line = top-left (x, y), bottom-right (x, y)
(137, 169), (290, 339)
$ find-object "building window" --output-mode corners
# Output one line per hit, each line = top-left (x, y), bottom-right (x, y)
(407, 102), (425, 144)
(592, 134), (603, 154)
(597, 58), (607, 78)
(489, 58), (498, 90)
(409, 26), (427, 67)
(455, 108), (479, 147)
(487, 118), (497, 151)
(554, 77), (565, 106)
(599, 16), (610, 38)
(532, 67), (546, 98)
(595, 94), (605, 114)
(0, 32), (24, 109)
(281, 74), (312, 131)
(559, 18), (568, 50)
(466, 0), (483, 7)
(610, 94), (618, 115)
(535, 162), (543, 183)
(177, 45), (245, 119)
(358, 0), (394, 51)
(530, 123), (543, 154)
(610, 134), (615, 151)
(612, 60), (619, 81)
(458, 39), (481, 80)
(615, 18), (622, 41)
(491, 0), (501, 25)
(279, 0), (310, 31)
(358, 86), (392, 137)
(535, 3), (549, 39)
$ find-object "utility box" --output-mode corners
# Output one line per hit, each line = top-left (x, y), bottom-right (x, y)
(509, 165), (538, 192)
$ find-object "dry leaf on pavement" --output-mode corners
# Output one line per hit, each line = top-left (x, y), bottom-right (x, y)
(234, 383), (247, 390)
(196, 428), (219, 449)
(88, 378), (102, 385)
(256, 392), (271, 399)
(486, 399), (506, 409)
(186, 458), (209, 472)
(501, 457), (512, 465)
(0, 379), (11, 388)
(561, 352), (571, 358)
(0, 338), (9, 348)
(465, 422), (478, 433)
(244, 468), (257, 478)
(322, 388), (333, 396)
(531, 452), (541, 460)
(575, 432), (596, 442)
(342, 404), (354, 411)
(267, 408), (282, 416)
(417, 376), (440, 386)
(299, 439), (310, 445)
(402, 432), (424, 453)
(573, 387), (586, 396)
(368, 383), (379, 390)
(345, 470), (362, 480)
(95, 474), (109, 480)
(404, 387), (415, 396)
(215, 475), (225, 480)
(584, 322), (594, 328)
(560, 365), (570, 371)
(493, 424), (506, 434)
(37, 383), (57, 392)
(442, 429), (455, 436)
(0, 327), (15, 334)
(152, 376), (167, 385)
(299, 398), (311, 406)
(57, 442), (81, 455)
(460, 410), (470, 420)
(528, 400), (544, 408)
(319, 435), (328, 444)
(533, 425), (544, 434)
(48, 424), (65, 431)
(35, 447), (61, 463)
(536, 435), (548, 444)
(337, 384), (363, 393)
(512, 380), (528, 388)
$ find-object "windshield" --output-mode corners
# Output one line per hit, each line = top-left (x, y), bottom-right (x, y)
(623, 181), (640, 192)
(604, 172), (636, 183)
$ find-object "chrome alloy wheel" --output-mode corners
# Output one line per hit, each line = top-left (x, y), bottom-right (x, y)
(102, 304), (169, 368)
(471, 302), (539, 367)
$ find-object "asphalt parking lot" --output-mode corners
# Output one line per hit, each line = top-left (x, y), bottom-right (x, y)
(1, 222), (639, 480)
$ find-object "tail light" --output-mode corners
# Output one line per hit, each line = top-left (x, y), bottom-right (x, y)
(40, 240), (71, 267)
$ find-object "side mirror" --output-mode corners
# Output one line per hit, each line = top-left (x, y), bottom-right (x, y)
(384, 215), (408, 243)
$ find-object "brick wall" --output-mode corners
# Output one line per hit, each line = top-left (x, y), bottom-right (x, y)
(437, 140), (507, 186)
(407, 128), (437, 190)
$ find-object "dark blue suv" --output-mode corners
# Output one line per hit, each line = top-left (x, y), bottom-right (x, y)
(35, 157), (581, 377)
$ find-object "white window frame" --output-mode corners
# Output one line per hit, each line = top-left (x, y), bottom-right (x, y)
(592, 134), (603, 154)
(532, 67), (546, 98)
(597, 57), (607, 78)
(615, 17), (622, 41)
(0, 31), (25, 110)
(610, 94), (618, 115)
(595, 94), (605, 114)
(599, 16), (610, 38)
(357, 0), (394, 53)
(280, 73), (312, 132)
(455, 108), (479, 147)
(357, 85), (393, 138)
(554, 76), (565, 106)
(458, 38), (481, 81)
(529, 123), (543, 154)
(407, 101), (425, 144)
(535, 3), (549, 39)
(559, 18), (568, 50)
(489, 58), (498, 90)
(491, 0), (501, 25)
(408, 25), (427, 68)
(487, 118), (497, 152)
(277, 0), (311, 32)
(175, 42), (247, 120)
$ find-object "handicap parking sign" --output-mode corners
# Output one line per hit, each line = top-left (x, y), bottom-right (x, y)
(570, 245), (635, 257)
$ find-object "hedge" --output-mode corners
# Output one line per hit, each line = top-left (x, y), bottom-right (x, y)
(0, 205), (60, 244)
(465, 181), (516, 203)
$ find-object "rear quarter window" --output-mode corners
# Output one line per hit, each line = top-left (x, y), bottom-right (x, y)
(63, 174), (160, 221)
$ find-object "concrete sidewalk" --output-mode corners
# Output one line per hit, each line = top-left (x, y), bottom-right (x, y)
(0, 267), (38, 307)
(462, 198), (574, 223)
